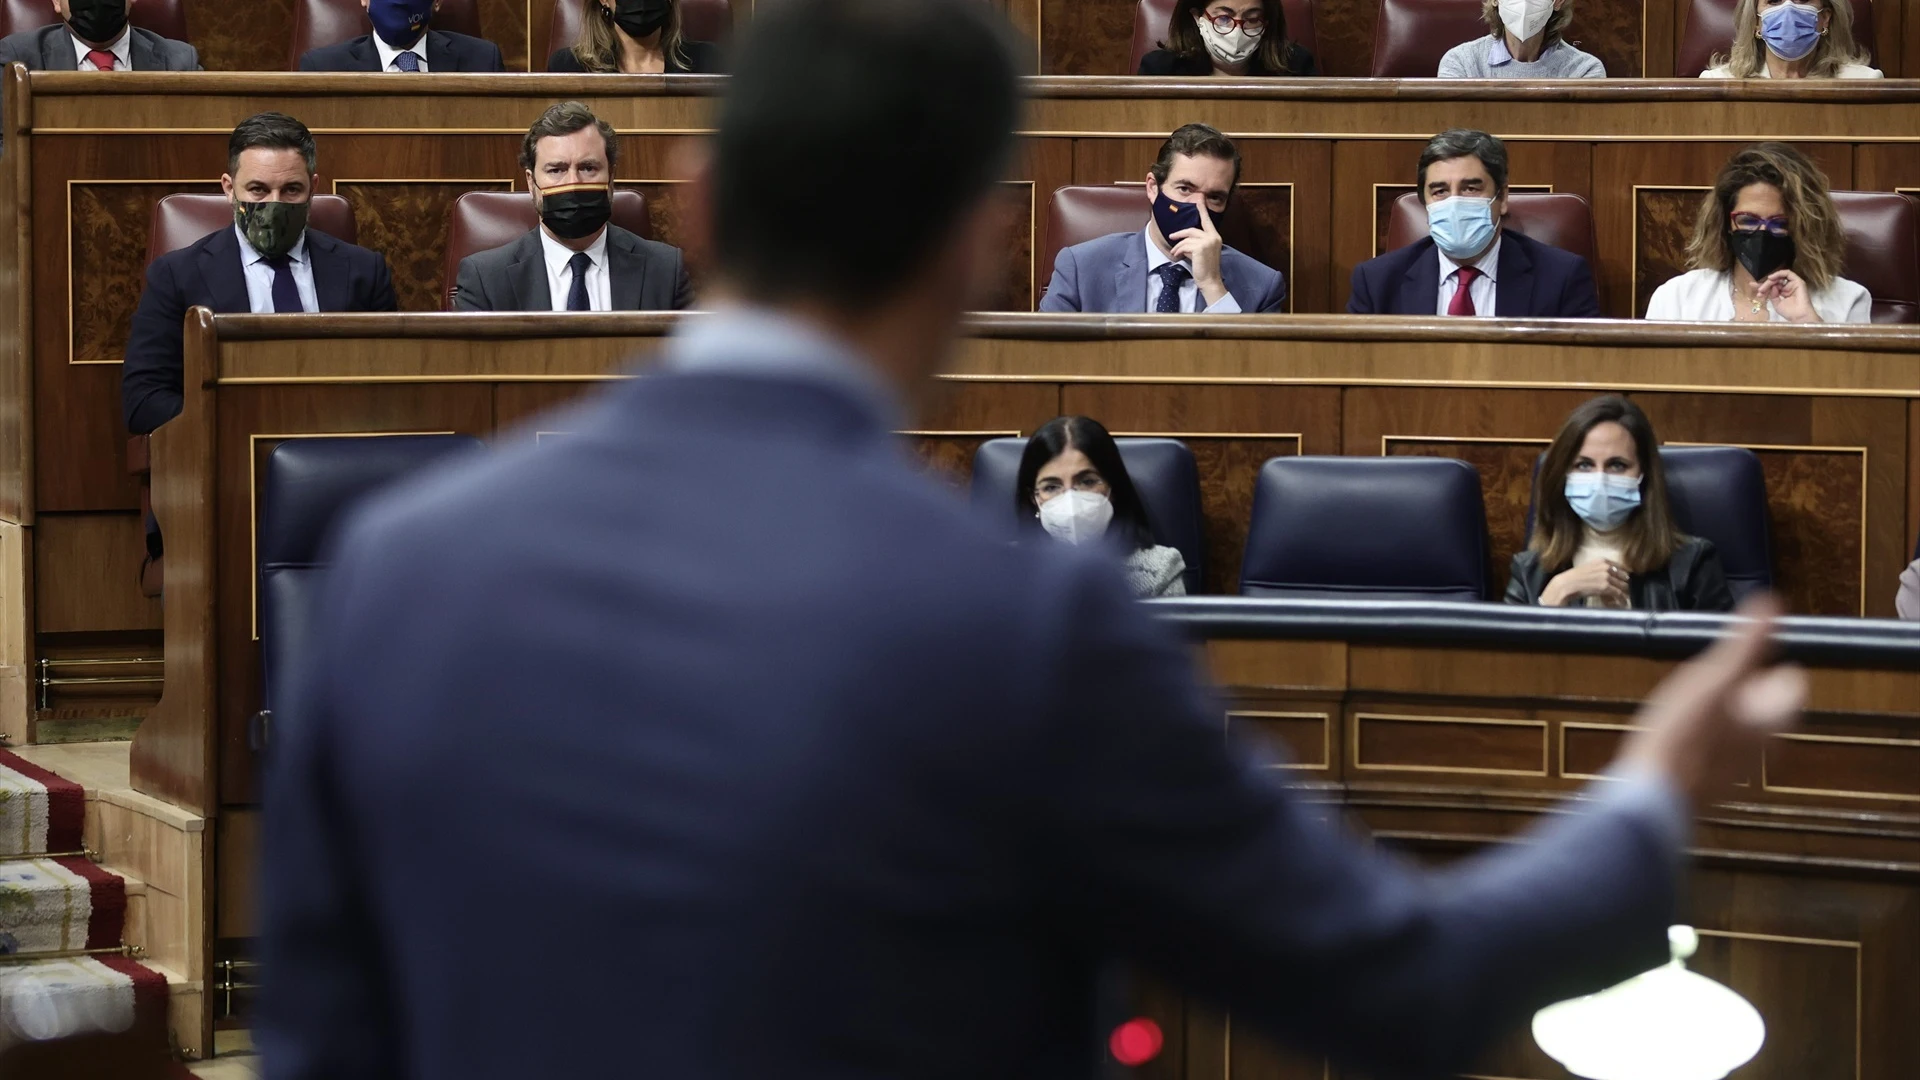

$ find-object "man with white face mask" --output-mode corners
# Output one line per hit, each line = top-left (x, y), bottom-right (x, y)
(1347, 129), (1600, 318)
(1438, 0), (1604, 75)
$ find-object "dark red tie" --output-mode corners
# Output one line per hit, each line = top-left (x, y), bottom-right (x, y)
(85, 49), (117, 71)
(1447, 266), (1481, 317)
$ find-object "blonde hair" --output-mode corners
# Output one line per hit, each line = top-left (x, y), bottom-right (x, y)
(1684, 142), (1846, 290)
(1708, 0), (1870, 76)
(571, 0), (690, 73)
(1480, 0), (1577, 48)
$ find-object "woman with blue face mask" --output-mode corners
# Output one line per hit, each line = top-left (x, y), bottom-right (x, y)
(1505, 396), (1734, 612)
(1014, 417), (1188, 599)
(1701, 0), (1879, 78)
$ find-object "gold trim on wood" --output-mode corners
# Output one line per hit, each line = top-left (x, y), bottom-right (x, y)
(65, 178), (222, 365)
(1558, 720), (1644, 780)
(1631, 184), (1710, 318)
(1350, 711), (1550, 777)
(1225, 710), (1333, 770)
(1380, 434), (1553, 455)
(1761, 731), (1920, 803)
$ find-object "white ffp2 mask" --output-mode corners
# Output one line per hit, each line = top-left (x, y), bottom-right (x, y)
(1037, 490), (1114, 545)
(1498, 0), (1555, 42)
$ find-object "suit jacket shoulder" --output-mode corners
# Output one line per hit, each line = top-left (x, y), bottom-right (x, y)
(0, 26), (47, 67)
(128, 25), (199, 69)
(298, 36), (376, 71)
(429, 29), (506, 71)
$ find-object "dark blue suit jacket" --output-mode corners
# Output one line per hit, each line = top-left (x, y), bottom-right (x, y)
(297, 30), (505, 71)
(121, 226), (396, 433)
(257, 316), (1676, 1080)
(1347, 231), (1601, 317)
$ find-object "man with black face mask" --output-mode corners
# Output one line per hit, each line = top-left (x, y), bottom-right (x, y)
(121, 113), (397, 435)
(298, 0), (505, 72)
(0, 0), (199, 135)
(453, 102), (693, 313)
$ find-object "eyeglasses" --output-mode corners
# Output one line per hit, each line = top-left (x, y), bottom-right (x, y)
(1204, 12), (1268, 32)
(1729, 212), (1790, 236)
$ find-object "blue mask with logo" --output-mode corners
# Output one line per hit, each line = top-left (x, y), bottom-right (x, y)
(1426, 196), (1498, 261)
(1564, 473), (1643, 532)
(1151, 189), (1202, 247)
(1760, 2), (1823, 61)
(369, 0), (434, 49)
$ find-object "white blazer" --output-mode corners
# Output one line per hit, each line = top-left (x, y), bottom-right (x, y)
(1699, 62), (1883, 78)
(1644, 268), (1873, 323)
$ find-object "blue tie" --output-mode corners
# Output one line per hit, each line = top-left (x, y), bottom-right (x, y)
(1154, 262), (1190, 313)
(394, 51), (422, 72)
(566, 252), (593, 311)
(262, 254), (303, 313)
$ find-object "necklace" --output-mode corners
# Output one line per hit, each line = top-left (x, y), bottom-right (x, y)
(1732, 281), (1765, 316)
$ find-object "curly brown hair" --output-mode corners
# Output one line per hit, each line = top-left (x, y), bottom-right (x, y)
(1684, 142), (1845, 290)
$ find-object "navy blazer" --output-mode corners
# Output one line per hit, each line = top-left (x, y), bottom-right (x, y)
(1040, 230), (1287, 313)
(122, 227), (396, 433)
(298, 30), (506, 71)
(1347, 231), (1601, 317)
(256, 313), (1679, 1080)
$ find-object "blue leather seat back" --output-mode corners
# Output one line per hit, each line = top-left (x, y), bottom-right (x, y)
(258, 435), (483, 712)
(1660, 446), (1774, 600)
(1240, 456), (1489, 601)
(970, 437), (1205, 594)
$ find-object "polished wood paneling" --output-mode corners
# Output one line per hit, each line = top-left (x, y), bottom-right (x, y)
(335, 180), (513, 312)
(1040, 0), (1135, 75)
(69, 182), (222, 364)
(182, 0), (293, 72)
(911, 379), (1060, 491)
(33, 512), (162, 633)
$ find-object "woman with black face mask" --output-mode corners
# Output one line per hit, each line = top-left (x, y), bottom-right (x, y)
(1644, 142), (1869, 324)
(547, 0), (723, 73)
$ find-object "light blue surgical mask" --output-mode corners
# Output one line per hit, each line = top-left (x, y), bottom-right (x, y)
(1564, 473), (1643, 532)
(1760, 2), (1823, 62)
(1426, 196), (1498, 261)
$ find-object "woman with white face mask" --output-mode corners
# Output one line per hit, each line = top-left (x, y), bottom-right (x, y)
(1015, 417), (1188, 599)
(1701, 0), (1879, 77)
(1438, 0), (1605, 76)
(1506, 396), (1733, 612)
(1137, 0), (1317, 77)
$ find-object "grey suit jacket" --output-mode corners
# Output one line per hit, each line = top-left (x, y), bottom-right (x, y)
(0, 23), (201, 71)
(452, 226), (693, 312)
(1039, 229), (1287, 313)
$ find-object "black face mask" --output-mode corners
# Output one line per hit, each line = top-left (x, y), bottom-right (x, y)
(538, 183), (613, 241)
(66, 0), (130, 45)
(1729, 230), (1796, 281)
(612, 0), (673, 39)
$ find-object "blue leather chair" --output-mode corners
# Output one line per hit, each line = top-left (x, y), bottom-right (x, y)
(257, 435), (483, 731)
(1240, 456), (1489, 601)
(970, 437), (1205, 594)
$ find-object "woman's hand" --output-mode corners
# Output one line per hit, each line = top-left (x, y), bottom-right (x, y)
(1541, 558), (1630, 607)
(1759, 269), (1820, 323)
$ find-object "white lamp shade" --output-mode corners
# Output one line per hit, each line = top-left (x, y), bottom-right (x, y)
(1532, 926), (1766, 1080)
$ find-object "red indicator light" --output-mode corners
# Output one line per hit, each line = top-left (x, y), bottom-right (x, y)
(1109, 1017), (1164, 1066)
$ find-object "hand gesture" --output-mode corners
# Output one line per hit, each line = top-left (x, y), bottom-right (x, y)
(1758, 269), (1819, 323)
(1169, 201), (1228, 306)
(1541, 557), (1629, 608)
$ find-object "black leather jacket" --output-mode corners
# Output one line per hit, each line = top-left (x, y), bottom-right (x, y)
(1504, 537), (1735, 612)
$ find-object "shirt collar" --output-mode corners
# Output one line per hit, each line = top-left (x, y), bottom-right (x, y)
(1487, 37), (1555, 66)
(538, 227), (610, 278)
(1436, 230), (1503, 283)
(372, 29), (429, 69)
(233, 223), (309, 266)
(1142, 226), (1188, 273)
(69, 25), (132, 66)
(664, 306), (906, 434)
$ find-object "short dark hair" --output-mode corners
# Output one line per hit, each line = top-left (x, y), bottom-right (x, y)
(519, 101), (620, 175)
(1148, 123), (1242, 193)
(228, 112), (316, 176)
(1417, 129), (1508, 196)
(1014, 417), (1159, 553)
(712, 0), (1023, 307)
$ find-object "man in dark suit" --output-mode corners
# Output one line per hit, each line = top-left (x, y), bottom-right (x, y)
(1349, 129), (1602, 317)
(453, 102), (692, 312)
(1041, 123), (1286, 313)
(296, 0), (505, 72)
(121, 112), (396, 434)
(256, 3), (1802, 1080)
(0, 0), (199, 139)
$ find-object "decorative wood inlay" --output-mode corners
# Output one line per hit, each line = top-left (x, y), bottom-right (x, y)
(477, 0), (532, 70)
(1743, 446), (1867, 617)
(1566, 5), (1643, 81)
(1227, 709), (1332, 769)
(1353, 711), (1549, 776)
(1765, 731), (1920, 802)
(183, 0), (293, 71)
(905, 431), (1022, 493)
(1161, 435), (1303, 596)
(1224, 184), (1293, 312)
(1040, 0), (1135, 74)
(1633, 186), (1709, 317)
(1383, 436), (1550, 601)
(332, 181), (513, 312)
(1561, 721), (1638, 779)
(68, 181), (223, 364)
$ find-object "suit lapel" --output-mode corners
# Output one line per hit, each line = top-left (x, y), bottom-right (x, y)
(424, 30), (450, 70)
(1495, 232), (1536, 318)
(41, 27), (79, 70)
(607, 229), (646, 311)
(1114, 232), (1149, 313)
(511, 231), (552, 311)
(198, 228), (253, 314)
(305, 232), (351, 312)
(127, 29), (160, 71)
(1399, 239), (1442, 316)
(348, 36), (381, 71)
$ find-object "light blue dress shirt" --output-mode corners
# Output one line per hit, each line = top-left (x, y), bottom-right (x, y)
(235, 225), (319, 314)
(1142, 228), (1242, 314)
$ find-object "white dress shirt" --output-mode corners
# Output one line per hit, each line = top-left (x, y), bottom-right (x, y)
(235, 225), (319, 313)
(540, 227), (612, 312)
(1435, 233), (1501, 317)
(1142, 228), (1241, 314)
(372, 31), (430, 72)
(69, 27), (132, 70)
(1643, 268), (1872, 323)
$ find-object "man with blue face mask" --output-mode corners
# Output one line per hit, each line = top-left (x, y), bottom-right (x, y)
(1347, 129), (1600, 318)
(298, 0), (506, 71)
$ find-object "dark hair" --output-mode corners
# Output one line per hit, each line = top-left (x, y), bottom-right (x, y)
(1416, 129), (1508, 197)
(1148, 122), (1243, 194)
(1161, 0), (1309, 75)
(519, 101), (620, 175)
(228, 112), (316, 176)
(712, 0), (1023, 308)
(1530, 395), (1684, 575)
(1014, 417), (1158, 553)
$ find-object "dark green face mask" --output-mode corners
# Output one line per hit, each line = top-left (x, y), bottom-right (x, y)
(233, 199), (310, 259)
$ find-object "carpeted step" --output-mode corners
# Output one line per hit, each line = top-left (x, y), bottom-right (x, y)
(0, 955), (169, 1051)
(0, 751), (86, 858)
(0, 857), (127, 956)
